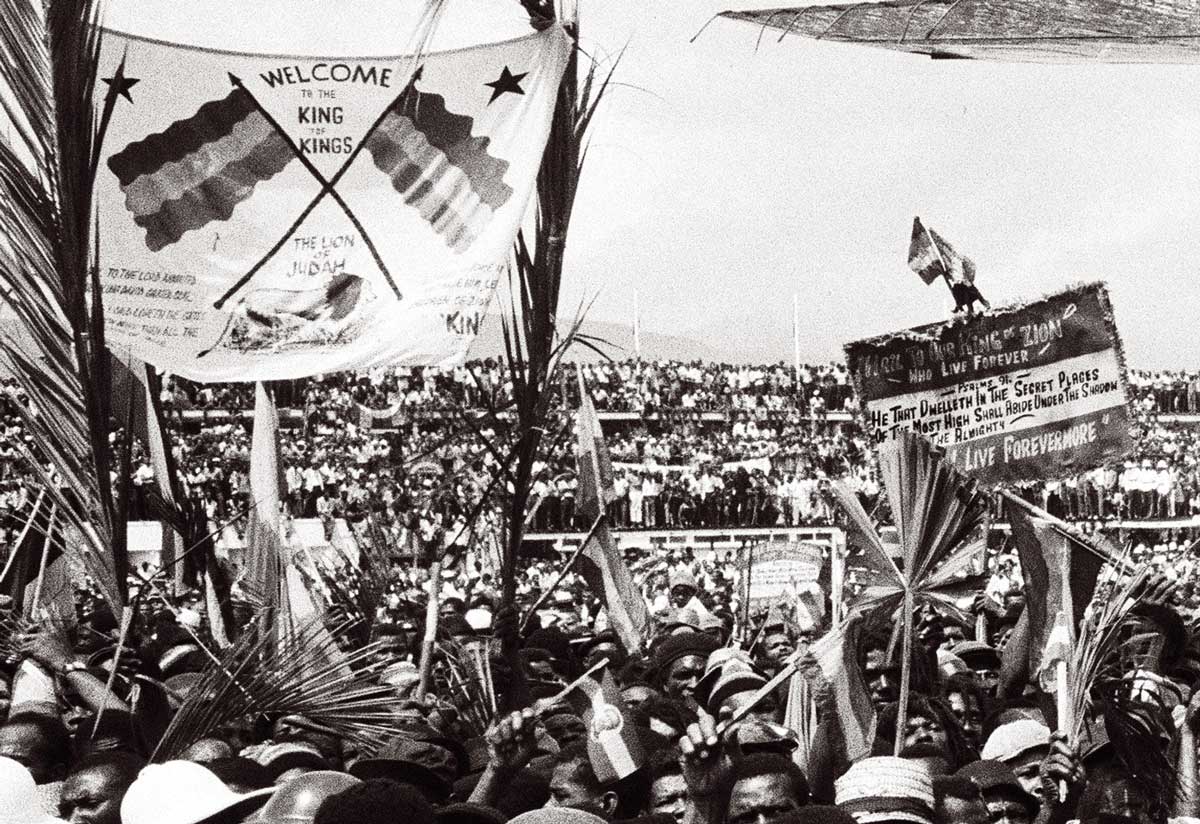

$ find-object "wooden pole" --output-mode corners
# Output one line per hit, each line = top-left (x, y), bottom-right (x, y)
(416, 553), (443, 701)
(520, 514), (604, 632)
(894, 586), (914, 757)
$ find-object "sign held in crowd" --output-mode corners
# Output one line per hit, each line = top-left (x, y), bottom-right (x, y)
(845, 282), (1134, 483)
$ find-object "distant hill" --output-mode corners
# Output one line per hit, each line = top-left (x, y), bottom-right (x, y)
(466, 312), (798, 366)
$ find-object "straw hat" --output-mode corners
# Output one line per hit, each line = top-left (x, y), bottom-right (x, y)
(120, 761), (276, 824)
(834, 756), (935, 824)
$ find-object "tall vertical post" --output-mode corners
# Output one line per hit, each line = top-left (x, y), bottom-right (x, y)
(792, 292), (801, 377)
(633, 289), (642, 360)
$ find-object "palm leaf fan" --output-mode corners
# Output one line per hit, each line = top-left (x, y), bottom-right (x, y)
(831, 431), (989, 625)
(830, 430), (989, 753)
(0, 0), (127, 608)
(152, 618), (399, 760)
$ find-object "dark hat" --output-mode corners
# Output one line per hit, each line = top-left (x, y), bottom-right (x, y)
(955, 760), (1037, 811)
(249, 742), (329, 781)
(650, 632), (720, 679)
(349, 738), (457, 802)
(435, 802), (509, 824)
(950, 641), (1000, 669)
(390, 718), (470, 779)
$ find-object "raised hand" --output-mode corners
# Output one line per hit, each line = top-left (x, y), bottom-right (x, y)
(678, 707), (734, 800)
(1038, 733), (1085, 806)
(484, 708), (537, 776)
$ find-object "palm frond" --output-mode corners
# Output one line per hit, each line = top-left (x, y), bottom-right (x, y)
(0, 0), (124, 607)
(1069, 560), (1176, 808)
(153, 618), (398, 760)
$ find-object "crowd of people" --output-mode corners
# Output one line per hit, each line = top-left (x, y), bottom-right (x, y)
(5, 359), (1200, 824)
(2, 515), (1200, 824)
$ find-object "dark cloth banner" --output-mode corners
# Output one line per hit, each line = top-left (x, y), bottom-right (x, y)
(845, 283), (1134, 484)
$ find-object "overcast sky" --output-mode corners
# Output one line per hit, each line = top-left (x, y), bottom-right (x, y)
(105, 0), (1200, 368)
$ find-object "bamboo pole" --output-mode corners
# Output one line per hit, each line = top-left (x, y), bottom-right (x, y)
(519, 514), (603, 632)
(894, 586), (914, 757)
(416, 555), (443, 701)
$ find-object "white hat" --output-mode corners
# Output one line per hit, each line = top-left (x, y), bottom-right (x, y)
(464, 607), (493, 630)
(834, 756), (935, 824)
(0, 756), (66, 824)
(981, 719), (1051, 763)
(120, 761), (275, 824)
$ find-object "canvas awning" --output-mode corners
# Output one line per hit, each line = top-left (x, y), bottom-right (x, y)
(719, 1), (1200, 63)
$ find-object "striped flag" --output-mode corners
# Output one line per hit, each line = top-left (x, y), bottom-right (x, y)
(565, 665), (644, 784)
(575, 370), (615, 522)
(907, 217), (976, 287)
(1004, 497), (1104, 687)
(575, 376), (648, 652)
(243, 382), (286, 610)
(107, 86), (298, 251)
(793, 619), (875, 763)
(365, 78), (513, 253)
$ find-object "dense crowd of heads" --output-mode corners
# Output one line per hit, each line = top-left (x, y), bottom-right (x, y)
(4, 364), (1200, 823)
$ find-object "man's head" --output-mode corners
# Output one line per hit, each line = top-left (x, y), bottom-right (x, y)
(980, 721), (1050, 799)
(545, 743), (618, 820)
(1076, 762), (1157, 824)
(863, 646), (900, 711)
(651, 633), (720, 707)
(667, 571), (698, 608)
(313, 778), (436, 824)
(932, 776), (988, 824)
(647, 750), (688, 824)
(955, 760), (1037, 824)
(0, 711), (70, 784)
(59, 751), (144, 824)
(759, 632), (795, 670)
(727, 753), (809, 824)
(942, 678), (984, 751)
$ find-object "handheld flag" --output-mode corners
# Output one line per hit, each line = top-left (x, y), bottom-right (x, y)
(786, 618), (875, 763)
(1003, 492), (1106, 701)
(565, 664), (645, 783)
(243, 382), (286, 611)
(575, 372), (648, 651)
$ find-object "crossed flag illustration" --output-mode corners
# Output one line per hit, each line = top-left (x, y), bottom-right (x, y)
(106, 61), (515, 311)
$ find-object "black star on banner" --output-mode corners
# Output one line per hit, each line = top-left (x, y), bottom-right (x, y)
(102, 62), (140, 103)
(485, 66), (527, 104)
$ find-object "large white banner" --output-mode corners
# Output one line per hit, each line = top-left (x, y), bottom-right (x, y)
(95, 25), (571, 381)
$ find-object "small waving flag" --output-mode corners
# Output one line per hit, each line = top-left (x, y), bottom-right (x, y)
(907, 217), (988, 311)
(1004, 494), (1106, 691)
(575, 372), (648, 651)
(365, 78), (513, 253)
(107, 87), (299, 251)
(565, 665), (645, 783)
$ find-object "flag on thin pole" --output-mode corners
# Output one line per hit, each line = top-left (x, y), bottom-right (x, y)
(575, 371), (648, 651)
(564, 663), (645, 783)
(907, 217), (989, 311)
(1002, 492), (1106, 723)
(244, 382), (286, 613)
